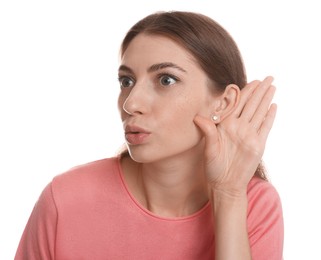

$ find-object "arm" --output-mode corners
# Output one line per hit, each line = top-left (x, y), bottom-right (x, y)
(194, 76), (278, 259)
(15, 183), (57, 260)
(210, 188), (251, 259)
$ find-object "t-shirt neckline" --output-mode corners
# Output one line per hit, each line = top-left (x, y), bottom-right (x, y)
(115, 156), (211, 222)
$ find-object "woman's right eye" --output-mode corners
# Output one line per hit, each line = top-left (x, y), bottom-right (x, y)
(118, 76), (134, 88)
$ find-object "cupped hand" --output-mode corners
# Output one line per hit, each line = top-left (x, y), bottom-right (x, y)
(194, 76), (277, 196)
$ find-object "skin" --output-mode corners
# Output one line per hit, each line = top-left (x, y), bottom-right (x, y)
(118, 34), (277, 259)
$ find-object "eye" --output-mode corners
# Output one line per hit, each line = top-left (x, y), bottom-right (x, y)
(159, 74), (178, 87)
(118, 76), (135, 88)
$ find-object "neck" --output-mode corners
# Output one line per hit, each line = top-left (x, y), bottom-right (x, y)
(122, 145), (209, 218)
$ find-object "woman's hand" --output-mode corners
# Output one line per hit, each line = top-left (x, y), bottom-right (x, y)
(194, 76), (277, 197)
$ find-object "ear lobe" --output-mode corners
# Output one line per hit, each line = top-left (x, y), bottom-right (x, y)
(212, 84), (240, 121)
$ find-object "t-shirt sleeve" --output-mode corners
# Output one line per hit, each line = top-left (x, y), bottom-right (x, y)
(15, 183), (57, 260)
(247, 178), (284, 260)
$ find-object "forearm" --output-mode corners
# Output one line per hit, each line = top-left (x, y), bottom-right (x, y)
(210, 188), (251, 260)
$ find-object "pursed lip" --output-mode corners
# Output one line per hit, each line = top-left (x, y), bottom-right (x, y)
(125, 125), (150, 135)
(124, 125), (151, 145)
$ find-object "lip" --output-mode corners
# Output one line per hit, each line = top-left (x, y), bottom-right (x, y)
(124, 125), (151, 145)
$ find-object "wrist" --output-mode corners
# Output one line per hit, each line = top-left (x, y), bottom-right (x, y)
(209, 183), (248, 200)
(209, 186), (248, 212)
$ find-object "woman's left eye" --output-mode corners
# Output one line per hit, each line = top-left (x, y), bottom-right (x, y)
(159, 75), (178, 87)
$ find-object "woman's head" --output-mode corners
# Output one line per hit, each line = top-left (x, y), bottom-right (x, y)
(118, 11), (267, 179)
(120, 11), (247, 93)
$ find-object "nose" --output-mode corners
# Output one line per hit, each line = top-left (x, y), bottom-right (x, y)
(122, 83), (150, 116)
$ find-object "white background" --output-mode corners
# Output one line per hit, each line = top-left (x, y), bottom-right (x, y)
(1, 0), (320, 259)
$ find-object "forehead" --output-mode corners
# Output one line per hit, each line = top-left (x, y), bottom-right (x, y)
(121, 34), (199, 71)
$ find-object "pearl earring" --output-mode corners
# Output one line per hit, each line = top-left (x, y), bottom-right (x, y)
(212, 115), (219, 121)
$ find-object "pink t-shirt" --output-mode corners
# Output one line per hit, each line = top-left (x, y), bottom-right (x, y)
(15, 157), (283, 259)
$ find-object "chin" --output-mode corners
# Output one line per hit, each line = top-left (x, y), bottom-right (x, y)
(126, 146), (156, 164)
(125, 135), (205, 164)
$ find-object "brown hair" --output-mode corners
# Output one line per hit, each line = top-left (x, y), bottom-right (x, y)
(120, 11), (267, 180)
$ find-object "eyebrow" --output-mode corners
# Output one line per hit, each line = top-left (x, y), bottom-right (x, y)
(118, 62), (187, 74)
(148, 62), (187, 73)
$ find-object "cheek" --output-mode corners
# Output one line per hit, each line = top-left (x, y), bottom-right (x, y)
(175, 95), (209, 121)
(161, 115), (203, 153)
(168, 97), (210, 137)
(117, 92), (124, 107)
(163, 104), (201, 137)
(117, 93), (126, 115)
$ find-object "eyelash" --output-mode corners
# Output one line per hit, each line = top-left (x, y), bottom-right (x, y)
(157, 73), (180, 87)
(118, 76), (134, 89)
(118, 73), (180, 89)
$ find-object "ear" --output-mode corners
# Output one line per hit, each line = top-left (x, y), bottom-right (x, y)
(211, 84), (240, 122)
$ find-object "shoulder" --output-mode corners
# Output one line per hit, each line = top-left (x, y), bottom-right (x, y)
(50, 157), (121, 203)
(246, 177), (284, 257)
(247, 177), (283, 223)
(247, 177), (282, 210)
(52, 157), (119, 186)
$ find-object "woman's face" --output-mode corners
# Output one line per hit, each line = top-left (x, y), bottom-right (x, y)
(118, 34), (215, 163)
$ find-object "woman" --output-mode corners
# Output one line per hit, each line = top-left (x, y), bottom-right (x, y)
(15, 11), (283, 259)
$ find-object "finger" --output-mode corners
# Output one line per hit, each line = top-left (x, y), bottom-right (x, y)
(240, 76), (274, 122)
(258, 103), (277, 140)
(194, 115), (218, 141)
(250, 85), (276, 130)
(233, 80), (260, 117)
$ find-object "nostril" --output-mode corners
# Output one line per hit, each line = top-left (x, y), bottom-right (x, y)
(122, 97), (145, 116)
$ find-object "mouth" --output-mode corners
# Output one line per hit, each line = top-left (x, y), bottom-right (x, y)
(124, 125), (151, 145)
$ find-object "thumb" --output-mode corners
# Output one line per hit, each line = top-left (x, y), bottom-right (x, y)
(193, 115), (219, 149)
